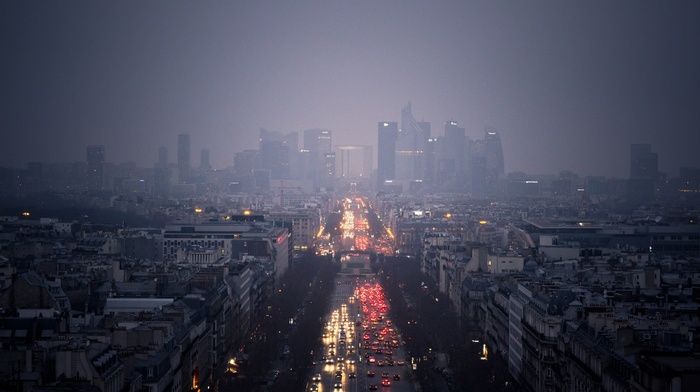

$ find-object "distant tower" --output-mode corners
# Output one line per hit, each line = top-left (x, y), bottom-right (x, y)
(630, 144), (658, 180)
(200, 149), (211, 171)
(233, 149), (259, 192)
(377, 121), (398, 188)
(303, 129), (332, 156)
(483, 126), (505, 176)
(469, 127), (504, 196)
(153, 167), (171, 195)
(259, 129), (298, 180)
(439, 120), (467, 187)
(233, 149), (259, 177)
(86, 145), (105, 191)
(396, 103), (431, 181)
(628, 143), (658, 203)
(156, 146), (168, 168)
(177, 134), (190, 183)
(303, 129), (332, 182)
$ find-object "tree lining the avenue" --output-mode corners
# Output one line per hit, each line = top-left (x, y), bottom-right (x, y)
(223, 253), (338, 391)
(380, 257), (516, 391)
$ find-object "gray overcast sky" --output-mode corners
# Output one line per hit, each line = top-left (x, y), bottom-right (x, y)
(2, 1), (699, 178)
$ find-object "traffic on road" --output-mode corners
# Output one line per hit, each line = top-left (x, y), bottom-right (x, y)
(306, 194), (414, 392)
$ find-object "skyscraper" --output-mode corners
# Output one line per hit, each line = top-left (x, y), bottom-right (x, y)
(233, 149), (259, 177)
(483, 126), (505, 177)
(86, 145), (105, 191)
(377, 121), (398, 188)
(303, 129), (332, 156)
(630, 143), (658, 180)
(395, 103), (431, 181)
(177, 134), (190, 183)
(156, 146), (168, 168)
(200, 148), (211, 171)
(438, 120), (467, 188)
(153, 167), (171, 195)
(303, 129), (332, 182)
(470, 127), (505, 196)
(233, 149), (259, 192)
(259, 129), (297, 180)
(628, 143), (658, 204)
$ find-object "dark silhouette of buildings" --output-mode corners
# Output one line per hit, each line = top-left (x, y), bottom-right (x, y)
(628, 143), (658, 204)
(156, 146), (168, 168)
(470, 127), (504, 196)
(396, 103), (431, 182)
(377, 121), (398, 189)
(437, 120), (467, 189)
(303, 129), (332, 184)
(86, 145), (105, 191)
(259, 129), (297, 180)
(200, 148), (211, 172)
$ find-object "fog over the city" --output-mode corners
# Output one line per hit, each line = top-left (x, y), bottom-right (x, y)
(2, 1), (699, 177)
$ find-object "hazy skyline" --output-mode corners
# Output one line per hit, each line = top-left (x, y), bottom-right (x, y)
(2, 1), (699, 178)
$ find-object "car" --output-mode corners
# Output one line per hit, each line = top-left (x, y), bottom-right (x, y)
(377, 360), (384, 367)
(396, 360), (405, 366)
(335, 371), (343, 379)
(334, 381), (343, 389)
(369, 385), (378, 390)
(367, 370), (375, 377)
(381, 379), (391, 387)
(312, 374), (322, 382)
(393, 374), (401, 381)
(349, 372), (356, 379)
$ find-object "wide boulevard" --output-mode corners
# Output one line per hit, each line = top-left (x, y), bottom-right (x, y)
(305, 195), (415, 392)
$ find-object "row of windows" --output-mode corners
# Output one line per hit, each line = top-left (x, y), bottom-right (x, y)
(164, 240), (225, 247)
(652, 235), (700, 241)
(165, 234), (235, 239)
(652, 245), (700, 252)
(487, 260), (519, 265)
